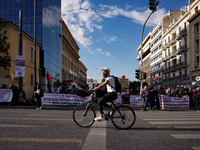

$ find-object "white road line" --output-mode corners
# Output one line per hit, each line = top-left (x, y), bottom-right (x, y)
(143, 118), (200, 121)
(192, 147), (200, 150)
(82, 113), (106, 150)
(0, 117), (72, 121)
(0, 123), (48, 128)
(149, 122), (200, 124)
(171, 134), (200, 139)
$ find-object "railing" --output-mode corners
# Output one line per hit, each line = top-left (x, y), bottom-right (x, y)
(180, 29), (187, 37)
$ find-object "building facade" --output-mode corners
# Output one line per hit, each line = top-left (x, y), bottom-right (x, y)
(0, 22), (41, 99)
(150, 21), (163, 86)
(188, 0), (200, 87)
(0, 0), (61, 80)
(137, 33), (151, 85)
(162, 9), (190, 89)
(61, 18), (87, 86)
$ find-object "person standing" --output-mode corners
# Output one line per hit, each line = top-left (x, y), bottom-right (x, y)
(142, 86), (153, 111)
(32, 83), (43, 110)
(193, 87), (200, 111)
(181, 84), (189, 96)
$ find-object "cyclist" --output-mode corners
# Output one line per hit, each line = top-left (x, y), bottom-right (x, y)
(90, 67), (117, 121)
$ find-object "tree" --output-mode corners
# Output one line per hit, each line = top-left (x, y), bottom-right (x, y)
(0, 18), (11, 70)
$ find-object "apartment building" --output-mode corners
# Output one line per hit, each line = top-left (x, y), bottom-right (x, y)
(137, 33), (151, 85)
(0, 22), (41, 99)
(162, 9), (190, 89)
(79, 61), (87, 86)
(188, 0), (200, 87)
(61, 18), (87, 85)
(150, 21), (163, 86)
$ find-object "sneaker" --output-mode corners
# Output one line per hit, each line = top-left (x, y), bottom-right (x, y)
(94, 115), (105, 121)
(35, 107), (40, 110)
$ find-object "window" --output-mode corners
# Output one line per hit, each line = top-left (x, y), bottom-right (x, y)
(185, 70), (187, 76)
(195, 39), (199, 52)
(194, 22), (199, 34)
(184, 54), (187, 63)
(31, 74), (34, 86)
(30, 46), (34, 61)
(195, 6), (198, 13)
(196, 56), (199, 65)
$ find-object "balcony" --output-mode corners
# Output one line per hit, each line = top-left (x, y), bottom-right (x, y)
(170, 52), (177, 59)
(195, 49), (199, 53)
(177, 45), (188, 54)
(180, 29), (187, 37)
(183, 75), (190, 80)
(195, 63), (199, 68)
(176, 33), (182, 40)
(151, 67), (163, 74)
(177, 61), (188, 69)
(170, 37), (176, 45)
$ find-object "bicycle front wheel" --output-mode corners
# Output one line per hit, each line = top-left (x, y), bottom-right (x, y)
(73, 103), (96, 127)
(111, 106), (136, 129)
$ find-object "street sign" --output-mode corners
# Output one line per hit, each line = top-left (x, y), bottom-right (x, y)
(15, 55), (25, 77)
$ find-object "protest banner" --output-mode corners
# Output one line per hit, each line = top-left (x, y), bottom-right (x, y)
(160, 94), (189, 110)
(0, 89), (13, 102)
(42, 93), (143, 108)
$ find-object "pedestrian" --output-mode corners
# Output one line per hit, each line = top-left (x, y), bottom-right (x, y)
(11, 85), (19, 106)
(193, 87), (200, 111)
(142, 86), (153, 111)
(174, 88), (180, 97)
(32, 83), (43, 110)
(189, 88), (195, 110)
(181, 84), (189, 96)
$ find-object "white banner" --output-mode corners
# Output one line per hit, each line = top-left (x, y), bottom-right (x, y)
(0, 89), (13, 102)
(160, 95), (189, 110)
(15, 55), (25, 77)
(42, 93), (143, 108)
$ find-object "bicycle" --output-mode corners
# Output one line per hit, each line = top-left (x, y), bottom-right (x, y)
(73, 91), (136, 129)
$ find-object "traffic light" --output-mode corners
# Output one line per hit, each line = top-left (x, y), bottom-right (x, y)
(135, 70), (140, 79)
(143, 72), (147, 79)
(149, 0), (158, 12)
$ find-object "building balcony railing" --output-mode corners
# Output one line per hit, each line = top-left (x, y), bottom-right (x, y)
(177, 61), (188, 69)
(177, 45), (188, 55)
(180, 29), (187, 37)
(170, 52), (177, 59)
(195, 48), (199, 53)
(176, 33), (182, 40)
(170, 37), (176, 45)
(151, 67), (163, 74)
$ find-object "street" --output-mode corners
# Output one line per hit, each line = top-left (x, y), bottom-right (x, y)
(0, 108), (200, 150)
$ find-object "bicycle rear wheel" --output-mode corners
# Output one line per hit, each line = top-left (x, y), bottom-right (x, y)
(73, 103), (96, 127)
(111, 106), (136, 129)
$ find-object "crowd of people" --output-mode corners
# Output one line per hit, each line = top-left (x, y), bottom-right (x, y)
(140, 84), (200, 111)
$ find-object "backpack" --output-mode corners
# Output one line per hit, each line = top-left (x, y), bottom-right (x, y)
(109, 76), (122, 93)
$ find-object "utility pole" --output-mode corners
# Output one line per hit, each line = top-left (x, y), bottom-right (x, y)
(18, 10), (23, 102)
(34, 0), (37, 87)
(140, 0), (159, 95)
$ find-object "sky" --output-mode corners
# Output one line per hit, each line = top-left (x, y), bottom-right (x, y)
(61, 0), (189, 83)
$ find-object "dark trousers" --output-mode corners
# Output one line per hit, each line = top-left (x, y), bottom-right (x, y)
(194, 100), (200, 111)
(98, 92), (117, 114)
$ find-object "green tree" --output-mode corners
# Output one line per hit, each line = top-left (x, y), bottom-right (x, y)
(0, 18), (11, 70)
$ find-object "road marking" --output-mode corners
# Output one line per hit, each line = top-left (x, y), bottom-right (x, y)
(0, 117), (72, 121)
(143, 118), (200, 121)
(171, 134), (200, 139)
(81, 113), (106, 150)
(0, 137), (83, 143)
(192, 147), (200, 150)
(0, 123), (47, 128)
(149, 122), (200, 124)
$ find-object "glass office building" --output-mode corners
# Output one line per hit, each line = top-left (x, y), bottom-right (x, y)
(0, 0), (61, 80)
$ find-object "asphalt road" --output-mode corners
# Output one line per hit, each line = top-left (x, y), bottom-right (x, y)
(0, 107), (200, 150)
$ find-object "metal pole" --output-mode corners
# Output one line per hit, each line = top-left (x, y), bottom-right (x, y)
(34, 0), (37, 86)
(18, 10), (23, 102)
(140, 11), (154, 95)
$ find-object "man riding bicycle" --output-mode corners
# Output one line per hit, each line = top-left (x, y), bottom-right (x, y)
(90, 67), (117, 121)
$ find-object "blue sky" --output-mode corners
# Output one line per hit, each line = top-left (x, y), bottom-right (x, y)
(61, 0), (188, 82)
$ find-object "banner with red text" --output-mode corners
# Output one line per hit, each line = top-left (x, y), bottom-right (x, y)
(160, 95), (189, 110)
(0, 89), (13, 102)
(42, 93), (143, 108)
